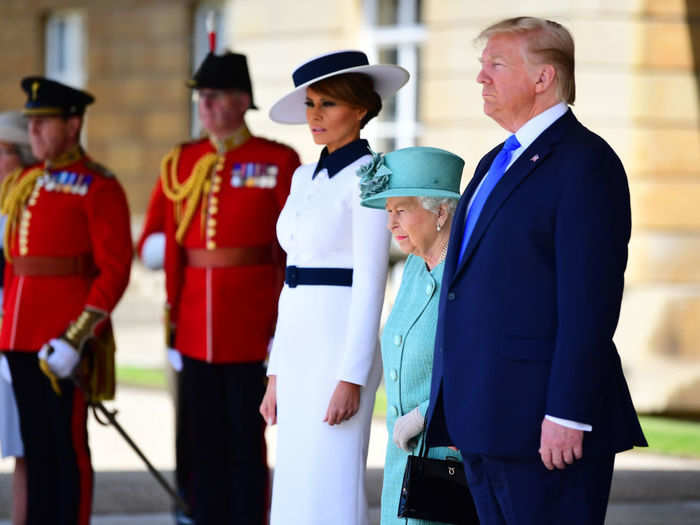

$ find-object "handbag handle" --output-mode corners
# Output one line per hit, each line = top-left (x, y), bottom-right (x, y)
(416, 428), (429, 458)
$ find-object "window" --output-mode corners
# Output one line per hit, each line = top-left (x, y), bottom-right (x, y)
(45, 11), (86, 88)
(362, 0), (425, 152)
(190, 3), (231, 138)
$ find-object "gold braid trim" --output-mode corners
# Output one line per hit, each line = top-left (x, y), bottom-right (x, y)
(64, 307), (107, 351)
(1, 166), (44, 261)
(159, 147), (218, 244)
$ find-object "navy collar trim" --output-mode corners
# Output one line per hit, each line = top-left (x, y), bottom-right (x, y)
(313, 139), (370, 179)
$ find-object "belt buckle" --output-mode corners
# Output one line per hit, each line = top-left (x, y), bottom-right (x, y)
(285, 265), (298, 288)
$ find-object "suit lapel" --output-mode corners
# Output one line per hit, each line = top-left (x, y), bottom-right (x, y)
(450, 110), (577, 285)
(443, 149), (498, 282)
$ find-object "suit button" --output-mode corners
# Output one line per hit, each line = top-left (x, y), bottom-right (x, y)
(389, 369), (398, 382)
(425, 283), (434, 295)
(447, 292), (456, 301)
(390, 405), (399, 417)
(393, 335), (402, 346)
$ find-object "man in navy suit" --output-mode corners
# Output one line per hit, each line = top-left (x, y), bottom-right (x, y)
(425, 17), (647, 525)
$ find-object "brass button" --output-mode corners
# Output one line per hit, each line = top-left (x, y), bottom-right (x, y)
(207, 218), (217, 227)
(207, 240), (216, 250)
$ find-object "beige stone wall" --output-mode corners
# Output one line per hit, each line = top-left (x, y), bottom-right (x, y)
(0, 0), (193, 214)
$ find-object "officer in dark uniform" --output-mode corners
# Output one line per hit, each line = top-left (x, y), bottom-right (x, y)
(0, 77), (133, 525)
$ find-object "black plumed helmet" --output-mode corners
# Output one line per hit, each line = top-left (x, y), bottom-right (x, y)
(188, 52), (258, 110)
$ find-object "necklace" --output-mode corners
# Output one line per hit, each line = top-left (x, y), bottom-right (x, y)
(438, 239), (447, 264)
(438, 239), (448, 264)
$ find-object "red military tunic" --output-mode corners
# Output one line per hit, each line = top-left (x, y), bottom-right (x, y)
(0, 147), (133, 351)
(161, 126), (299, 363)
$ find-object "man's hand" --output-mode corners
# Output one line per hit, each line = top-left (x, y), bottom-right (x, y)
(539, 418), (583, 470)
(324, 381), (360, 426)
(38, 338), (80, 379)
(259, 375), (277, 426)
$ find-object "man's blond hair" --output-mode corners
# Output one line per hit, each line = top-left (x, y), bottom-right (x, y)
(478, 17), (575, 105)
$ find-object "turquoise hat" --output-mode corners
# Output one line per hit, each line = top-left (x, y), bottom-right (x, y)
(359, 146), (464, 209)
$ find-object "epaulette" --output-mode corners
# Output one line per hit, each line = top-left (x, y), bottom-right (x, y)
(84, 159), (116, 178)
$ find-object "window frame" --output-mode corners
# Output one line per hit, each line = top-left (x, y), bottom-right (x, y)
(362, 0), (426, 151)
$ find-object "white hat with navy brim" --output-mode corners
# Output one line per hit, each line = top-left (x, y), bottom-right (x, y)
(269, 50), (410, 124)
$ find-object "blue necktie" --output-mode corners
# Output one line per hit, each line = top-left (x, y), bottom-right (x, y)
(458, 134), (521, 263)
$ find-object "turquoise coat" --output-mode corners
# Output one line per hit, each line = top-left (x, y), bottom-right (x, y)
(380, 254), (462, 525)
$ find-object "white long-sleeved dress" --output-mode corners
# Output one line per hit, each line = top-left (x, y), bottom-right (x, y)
(268, 149), (390, 525)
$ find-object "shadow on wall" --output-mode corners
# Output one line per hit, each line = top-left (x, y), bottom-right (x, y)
(688, 1), (700, 109)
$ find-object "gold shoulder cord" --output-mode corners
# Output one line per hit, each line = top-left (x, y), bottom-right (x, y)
(159, 146), (218, 244)
(0, 166), (44, 261)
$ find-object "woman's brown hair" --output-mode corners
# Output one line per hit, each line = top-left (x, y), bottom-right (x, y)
(309, 73), (382, 129)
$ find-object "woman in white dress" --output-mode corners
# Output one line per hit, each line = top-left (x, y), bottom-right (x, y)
(260, 50), (408, 525)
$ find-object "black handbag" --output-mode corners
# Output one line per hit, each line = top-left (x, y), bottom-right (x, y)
(397, 436), (480, 524)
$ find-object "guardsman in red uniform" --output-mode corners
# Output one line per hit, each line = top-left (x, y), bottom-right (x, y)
(0, 77), (132, 524)
(155, 50), (299, 524)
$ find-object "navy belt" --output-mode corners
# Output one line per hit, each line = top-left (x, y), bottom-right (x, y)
(285, 266), (353, 288)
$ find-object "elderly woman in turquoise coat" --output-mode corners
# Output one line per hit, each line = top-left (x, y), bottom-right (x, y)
(360, 147), (465, 524)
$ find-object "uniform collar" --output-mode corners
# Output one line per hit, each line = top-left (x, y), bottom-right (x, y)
(45, 144), (84, 170)
(209, 123), (252, 154)
(313, 138), (370, 179)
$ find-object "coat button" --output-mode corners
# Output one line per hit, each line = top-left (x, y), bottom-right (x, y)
(393, 335), (402, 346)
(389, 369), (398, 382)
(425, 283), (434, 295)
(390, 405), (399, 417)
(447, 292), (456, 301)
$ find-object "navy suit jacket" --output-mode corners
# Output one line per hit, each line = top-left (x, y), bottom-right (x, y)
(426, 110), (647, 459)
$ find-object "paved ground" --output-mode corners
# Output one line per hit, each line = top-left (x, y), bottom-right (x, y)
(2, 262), (700, 523)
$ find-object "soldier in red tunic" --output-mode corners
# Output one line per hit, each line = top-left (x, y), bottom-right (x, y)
(153, 50), (299, 524)
(0, 77), (133, 525)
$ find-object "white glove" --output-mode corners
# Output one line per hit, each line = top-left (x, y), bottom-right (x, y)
(393, 407), (425, 452)
(141, 232), (166, 270)
(167, 348), (183, 372)
(0, 354), (11, 384)
(38, 338), (80, 379)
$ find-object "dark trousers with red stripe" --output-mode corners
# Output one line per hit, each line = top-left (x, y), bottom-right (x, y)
(6, 351), (93, 525)
(180, 356), (268, 525)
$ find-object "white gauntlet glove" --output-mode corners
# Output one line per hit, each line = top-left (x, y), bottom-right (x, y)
(38, 338), (80, 379)
(141, 232), (166, 270)
(393, 407), (425, 452)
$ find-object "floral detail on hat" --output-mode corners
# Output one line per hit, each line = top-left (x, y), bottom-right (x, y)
(357, 150), (392, 200)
